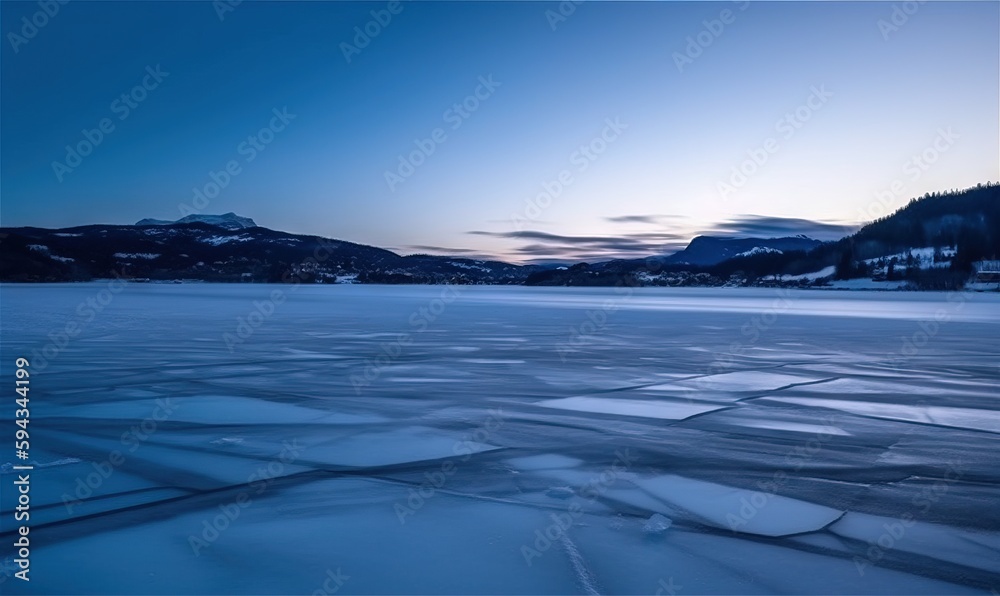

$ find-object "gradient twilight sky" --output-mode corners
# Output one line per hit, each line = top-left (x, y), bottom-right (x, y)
(1, 1), (997, 262)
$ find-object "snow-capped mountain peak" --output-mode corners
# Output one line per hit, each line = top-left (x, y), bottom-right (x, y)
(735, 246), (784, 258)
(136, 212), (257, 230)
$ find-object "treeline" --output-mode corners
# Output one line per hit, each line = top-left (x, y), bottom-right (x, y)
(704, 183), (1000, 288)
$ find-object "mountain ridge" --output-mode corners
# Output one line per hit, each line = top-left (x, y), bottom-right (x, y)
(2, 183), (997, 289)
(663, 235), (821, 266)
(136, 212), (257, 230)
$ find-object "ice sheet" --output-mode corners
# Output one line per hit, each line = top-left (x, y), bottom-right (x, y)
(535, 396), (726, 420)
(2, 284), (998, 593)
(54, 395), (385, 425)
(760, 396), (1000, 433)
(632, 474), (845, 536)
(830, 511), (1000, 573)
(650, 370), (819, 393)
(507, 454), (584, 470)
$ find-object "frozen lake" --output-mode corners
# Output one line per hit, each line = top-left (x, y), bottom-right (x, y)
(1, 284), (999, 594)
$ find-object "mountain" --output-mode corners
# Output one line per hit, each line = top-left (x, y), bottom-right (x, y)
(525, 183), (999, 289)
(136, 212), (257, 230)
(663, 235), (821, 266)
(3, 184), (997, 288)
(0, 222), (535, 284)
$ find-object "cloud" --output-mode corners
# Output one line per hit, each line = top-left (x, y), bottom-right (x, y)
(408, 214), (856, 264)
(403, 244), (480, 255)
(397, 244), (506, 261)
(464, 213), (857, 263)
(468, 229), (689, 262)
(703, 215), (858, 241)
(604, 214), (687, 224)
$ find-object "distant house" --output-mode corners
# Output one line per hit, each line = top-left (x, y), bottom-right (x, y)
(974, 260), (1000, 279)
(970, 261), (1000, 290)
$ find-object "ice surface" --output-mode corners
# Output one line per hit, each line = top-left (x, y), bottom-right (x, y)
(779, 376), (994, 398)
(761, 396), (1000, 433)
(1, 284), (998, 593)
(631, 474), (845, 536)
(54, 395), (385, 425)
(830, 511), (1000, 574)
(569, 519), (985, 595)
(296, 426), (501, 468)
(508, 454), (583, 470)
(721, 417), (852, 435)
(641, 513), (673, 534)
(647, 370), (821, 394)
(536, 396), (726, 420)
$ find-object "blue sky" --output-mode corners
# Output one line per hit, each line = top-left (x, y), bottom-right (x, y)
(2, 1), (997, 262)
